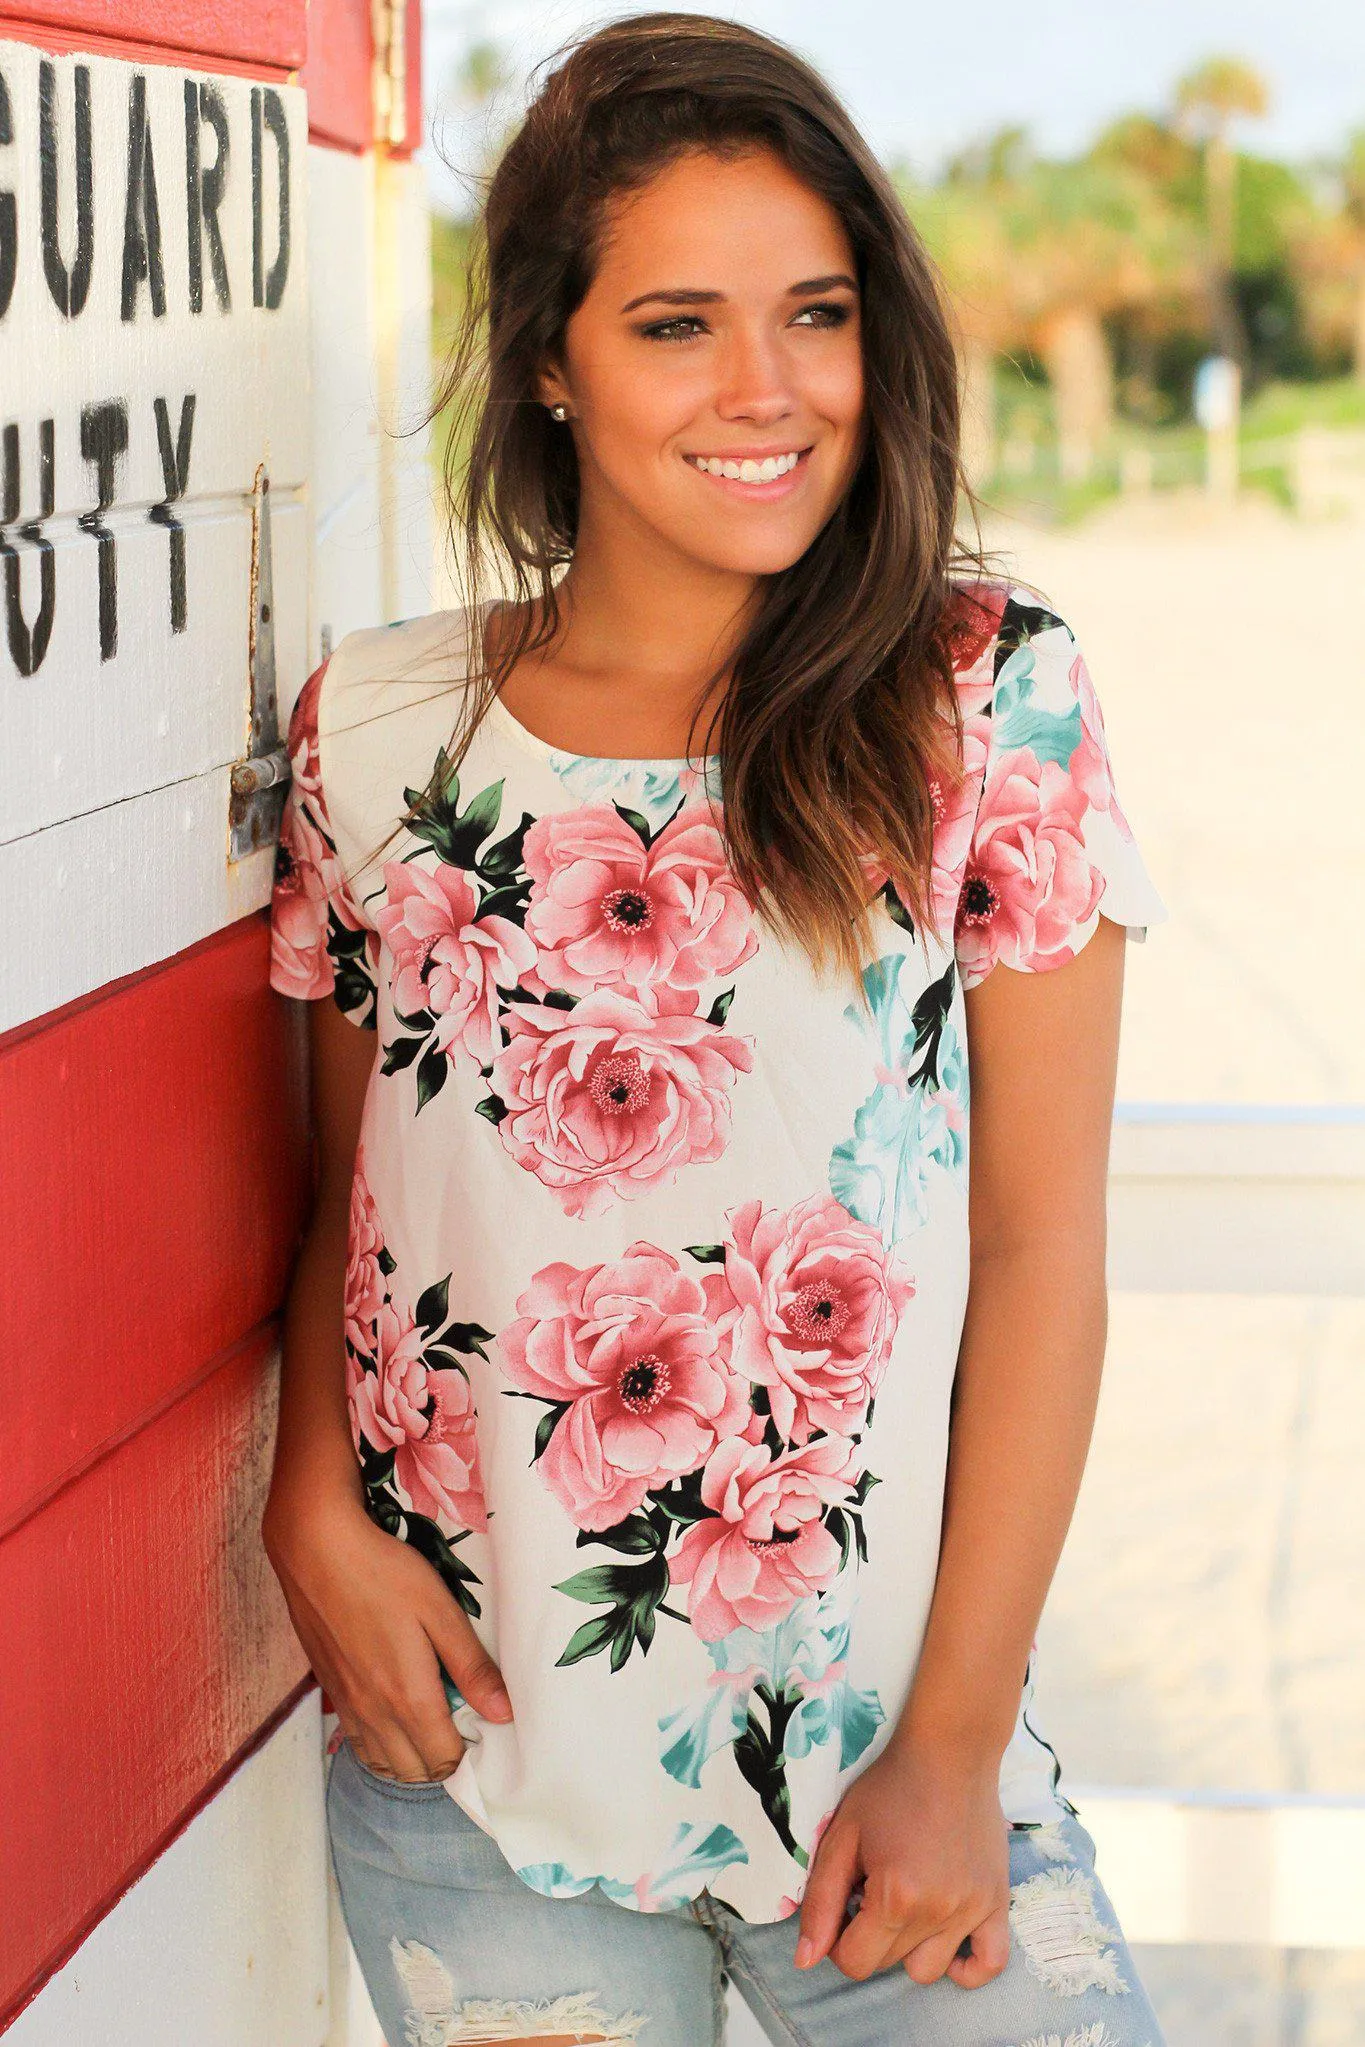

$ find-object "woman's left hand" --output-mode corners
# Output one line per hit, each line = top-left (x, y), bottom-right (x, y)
(793, 1742), (1011, 1987)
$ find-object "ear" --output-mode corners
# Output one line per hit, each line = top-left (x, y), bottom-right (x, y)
(536, 358), (571, 414)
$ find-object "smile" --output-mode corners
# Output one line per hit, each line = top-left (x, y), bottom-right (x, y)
(682, 447), (811, 493)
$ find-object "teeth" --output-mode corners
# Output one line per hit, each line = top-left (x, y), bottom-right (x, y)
(691, 451), (802, 480)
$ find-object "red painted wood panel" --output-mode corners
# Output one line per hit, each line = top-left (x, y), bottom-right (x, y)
(301, 0), (370, 152)
(0, 1331), (312, 2024)
(402, 0), (423, 161)
(303, 0), (423, 156)
(0, 0), (306, 71)
(0, 915), (312, 1539)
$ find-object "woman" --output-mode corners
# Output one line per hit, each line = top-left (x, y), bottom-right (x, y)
(264, 14), (1168, 2045)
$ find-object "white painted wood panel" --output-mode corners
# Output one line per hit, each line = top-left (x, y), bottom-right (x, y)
(7, 1691), (330, 2046)
(307, 144), (383, 651)
(0, 761), (275, 1029)
(4, 496), (308, 846)
(0, 42), (309, 518)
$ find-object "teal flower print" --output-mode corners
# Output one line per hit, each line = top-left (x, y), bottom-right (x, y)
(829, 954), (967, 1246)
(517, 1818), (749, 1912)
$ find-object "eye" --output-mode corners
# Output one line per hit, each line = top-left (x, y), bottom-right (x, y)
(638, 315), (708, 343)
(792, 300), (853, 329)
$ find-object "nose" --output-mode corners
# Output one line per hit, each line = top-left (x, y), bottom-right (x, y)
(713, 319), (795, 427)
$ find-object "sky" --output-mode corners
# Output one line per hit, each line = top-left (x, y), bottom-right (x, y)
(418, 0), (1365, 214)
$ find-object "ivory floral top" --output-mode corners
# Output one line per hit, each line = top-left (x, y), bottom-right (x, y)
(267, 587), (1166, 1923)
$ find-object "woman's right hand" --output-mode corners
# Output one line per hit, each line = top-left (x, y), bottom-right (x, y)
(263, 1482), (514, 1783)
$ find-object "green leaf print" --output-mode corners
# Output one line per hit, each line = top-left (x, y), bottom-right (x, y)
(432, 1319), (495, 1362)
(551, 1551), (673, 1671)
(613, 801), (653, 844)
(403, 757), (506, 870)
(575, 1513), (661, 1556)
(532, 1399), (572, 1461)
(415, 1040), (448, 1110)
(477, 811), (534, 881)
(327, 915), (378, 1027)
(413, 1276), (450, 1335)
(400, 1507), (485, 1620)
(380, 1032), (425, 1076)
(734, 1684), (806, 1868)
(477, 880), (532, 925)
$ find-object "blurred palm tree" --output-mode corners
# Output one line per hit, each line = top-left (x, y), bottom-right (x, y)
(1286, 131), (1365, 384)
(908, 137), (1199, 482)
(1173, 56), (1270, 364)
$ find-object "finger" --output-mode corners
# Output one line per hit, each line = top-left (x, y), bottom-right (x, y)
(832, 1888), (943, 1982)
(902, 1922), (972, 1987)
(423, 1594), (514, 1723)
(382, 1653), (473, 1780)
(947, 1902), (1010, 1988)
(794, 1824), (862, 1967)
(359, 1715), (442, 1783)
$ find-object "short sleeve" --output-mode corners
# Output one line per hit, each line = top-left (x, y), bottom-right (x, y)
(268, 656), (380, 1030)
(953, 598), (1167, 991)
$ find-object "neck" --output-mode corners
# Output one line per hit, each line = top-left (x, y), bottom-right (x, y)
(549, 497), (760, 693)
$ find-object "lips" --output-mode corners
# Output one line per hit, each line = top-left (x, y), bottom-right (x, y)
(683, 448), (810, 485)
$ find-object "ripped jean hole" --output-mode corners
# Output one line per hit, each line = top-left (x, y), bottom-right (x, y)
(1015, 2027), (1142, 2047)
(1008, 1868), (1130, 1999)
(390, 1936), (648, 2045)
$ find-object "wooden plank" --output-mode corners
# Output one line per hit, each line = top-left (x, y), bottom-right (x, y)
(0, 914), (311, 1533)
(5, 1692), (327, 2043)
(302, 0), (423, 158)
(0, 42), (309, 513)
(0, 1332), (310, 2021)
(299, 0), (371, 154)
(0, 2), (306, 72)
(4, 497), (309, 849)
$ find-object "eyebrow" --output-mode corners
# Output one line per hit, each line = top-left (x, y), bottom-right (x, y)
(619, 273), (858, 314)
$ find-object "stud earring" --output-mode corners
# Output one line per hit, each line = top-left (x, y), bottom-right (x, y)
(549, 403), (569, 422)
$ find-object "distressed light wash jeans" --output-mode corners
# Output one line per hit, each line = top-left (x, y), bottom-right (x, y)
(326, 1735), (1166, 2047)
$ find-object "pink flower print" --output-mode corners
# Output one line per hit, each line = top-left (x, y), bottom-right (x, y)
(376, 860), (536, 1068)
(345, 1155), (387, 1356)
(955, 743), (1104, 986)
(929, 716), (989, 940)
(490, 988), (754, 1220)
(351, 1299), (490, 1533)
(667, 1434), (862, 1640)
(497, 1245), (750, 1532)
(1069, 652), (1135, 843)
(715, 1193), (915, 1444)
(944, 583), (1007, 715)
(522, 805), (757, 997)
(285, 661), (327, 806)
(270, 797), (346, 999)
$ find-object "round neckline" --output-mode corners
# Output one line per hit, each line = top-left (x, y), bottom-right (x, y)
(477, 598), (721, 770)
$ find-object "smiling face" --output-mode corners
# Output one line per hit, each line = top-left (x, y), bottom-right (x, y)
(540, 147), (866, 581)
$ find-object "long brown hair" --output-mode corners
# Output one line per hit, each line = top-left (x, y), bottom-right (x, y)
(364, 11), (999, 988)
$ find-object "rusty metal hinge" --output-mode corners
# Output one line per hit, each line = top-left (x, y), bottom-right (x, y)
(372, 0), (408, 148)
(229, 462), (290, 862)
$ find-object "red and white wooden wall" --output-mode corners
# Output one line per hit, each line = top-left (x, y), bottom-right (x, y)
(0, 1), (429, 2036)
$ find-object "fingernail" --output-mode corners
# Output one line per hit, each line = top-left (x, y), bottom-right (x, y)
(794, 1935), (815, 1968)
(490, 1685), (514, 1717)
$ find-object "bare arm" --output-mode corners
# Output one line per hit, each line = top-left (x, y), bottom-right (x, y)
(896, 911), (1123, 1769)
(261, 994), (513, 1780)
(797, 914), (1126, 1982)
